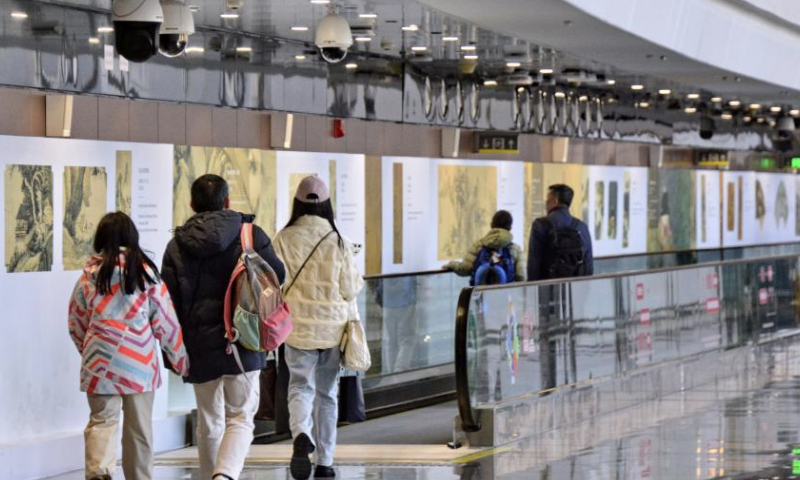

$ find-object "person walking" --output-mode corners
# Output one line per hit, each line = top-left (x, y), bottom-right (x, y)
(444, 210), (526, 285)
(68, 212), (189, 480)
(527, 184), (594, 281)
(162, 174), (285, 480)
(273, 176), (364, 480)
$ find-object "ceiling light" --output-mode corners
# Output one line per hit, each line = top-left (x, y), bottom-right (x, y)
(770, 106), (782, 113)
(185, 46), (205, 53)
(687, 93), (700, 100)
(402, 24), (419, 32)
(97, 26), (114, 34)
(291, 26), (309, 32)
(484, 80), (498, 87)
(555, 92), (566, 99)
(578, 95), (588, 102)
(295, 55), (307, 61)
(506, 62), (521, 68)
(359, 13), (377, 19)
(638, 101), (650, 108)
(517, 87), (527, 93)
(728, 100), (741, 107)
(684, 107), (697, 114)
(768, 119), (777, 127)
(460, 45), (476, 51)
(411, 46), (427, 52)
(606, 79), (616, 85)
(757, 117), (765, 123)
(790, 109), (800, 117)
(355, 37), (372, 42)
(88, 37), (101, 45)
(631, 84), (644, 91)
(345, 63), (358, 69)
(220, 13), (239, 19)
(711, 97), (722, 103)
(188, 5), (201, 12)
(743, 116), (752, 122)
(659, 89), (671, 95)
(463, 54), (478, 60)
(310, 0), (331, 4)
(10, 12), (28, 19)
(539, 68), (554, 75)
(749, 103), (761, 110)
(443, 36), (459, 42)
(721, 113), (733, 120)
(236, 47), (252, 53)
(608, 98), (617, 104)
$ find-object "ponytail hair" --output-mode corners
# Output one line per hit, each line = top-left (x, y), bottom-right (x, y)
(93, 212), (160, 295)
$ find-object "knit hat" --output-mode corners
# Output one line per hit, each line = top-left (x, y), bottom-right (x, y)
(295, 175), (330, 204)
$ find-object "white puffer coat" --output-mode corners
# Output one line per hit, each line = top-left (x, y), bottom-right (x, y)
(274, 215), (364, 350)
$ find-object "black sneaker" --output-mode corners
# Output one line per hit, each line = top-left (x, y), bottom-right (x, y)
(314, 465), (336, 478)
(290, 433), (315, 480)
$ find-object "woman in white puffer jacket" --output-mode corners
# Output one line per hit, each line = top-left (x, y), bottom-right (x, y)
(273, 175), (364, 480)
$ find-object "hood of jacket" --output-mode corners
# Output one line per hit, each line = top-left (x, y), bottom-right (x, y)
(480, 228), (513, 249)
(174, 210), (252, 258)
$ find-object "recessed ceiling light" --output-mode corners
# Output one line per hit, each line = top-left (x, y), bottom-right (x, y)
(769, 119), (777, 127)
(359, 13), (378, 18)
(659, 89), (671, 95)
(411, 46), (427, 52)
(483, 80), (498, 87)
(517, 87), (527, 93)
(188, 5), (201, 12)
(291, 26), (309, 32)
(749, 103), (761, 110)
(402, 24), (419, 32)
(743, 116), (752, 122)
(608, 98), (617, 104)
(757, 117), (765, 123)
(539, 68), (554, 75)
(310, 0), (330, 4)
(355, 37), (372, 42)
(638, 101), (650, 108)
(721, 113), (733, 120)
(236, 47), (252, 53)
(295, 55), (307, 61)
(460, 45), (476, 51)
(711, 97), (722, 103)
(220, 13), (239, 19)
(345, 63), (358, 69)
(185, 47), (205, 53)
(97, 26), (114, 34)
(506, 62), (521, 68)
(442, 36), (459, 42)
(10, 12), (28, 19)
(770, 106), (782, 113)
(578, 95), (589, 102)
(463, 54), (479, 60)
(728, 100), (741, 107)
(687, 93), (700, 100)
(684, 107), (697, 114)
(88, 37), (101, 45)
(555, 92), (566, 99)
(791, 109), (800, 116)
(631, 84), (644, 91)
(606, 79), (616, 85)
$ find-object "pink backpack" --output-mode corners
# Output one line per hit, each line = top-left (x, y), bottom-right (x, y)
(223, 223), (292, 355)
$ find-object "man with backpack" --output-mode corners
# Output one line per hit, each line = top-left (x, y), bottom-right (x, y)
(162, 174), (285, 480)
(528, 184), (593, 281)
(444, 210), (526, 285)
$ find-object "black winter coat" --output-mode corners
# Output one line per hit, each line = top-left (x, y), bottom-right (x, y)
(162, 210), (286, 384)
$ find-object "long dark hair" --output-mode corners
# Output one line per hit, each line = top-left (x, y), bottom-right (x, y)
(93, 212), (160, 295)
(284, 198), (343, 248)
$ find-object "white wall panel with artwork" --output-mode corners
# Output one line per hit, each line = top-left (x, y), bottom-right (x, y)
(721, 171), (757, 247)
(585, 165), (649, 257)
(695, 171), (723, 249)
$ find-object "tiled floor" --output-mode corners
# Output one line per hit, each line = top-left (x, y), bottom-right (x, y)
(48, 338), (800, 480)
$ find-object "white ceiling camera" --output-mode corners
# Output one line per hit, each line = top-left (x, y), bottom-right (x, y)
(315, 7), (353, 64)
(112, 0), (163, 63)
(159, 0), (195, 57)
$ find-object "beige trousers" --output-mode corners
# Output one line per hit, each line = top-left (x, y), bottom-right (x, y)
(84, 391), (155, 480)
(193, 372), (260, 480)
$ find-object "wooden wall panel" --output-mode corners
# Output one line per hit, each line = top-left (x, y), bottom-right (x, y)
(185, 104), (212, 146)
(129, 101), (159, 143)
(211, 108), (237, 147)
(304, 115), (327, 152)
(98, 97), (130, 141)
(0, 89), (44, 137)
(364, 121), (384, 156)
(326, 119), (347, 153)
(345, 119), (367, 154)
(157, 103), (186, 145)
(236, 110), (264, 149)
(70, 96), (99, 140)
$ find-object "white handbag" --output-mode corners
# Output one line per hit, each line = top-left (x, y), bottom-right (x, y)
(340, 302), (371, 372)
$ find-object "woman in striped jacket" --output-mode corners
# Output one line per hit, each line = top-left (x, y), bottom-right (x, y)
(68, 212), (189, 480)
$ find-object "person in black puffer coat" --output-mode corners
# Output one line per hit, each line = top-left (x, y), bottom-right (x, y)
(162, 174), (284, 480)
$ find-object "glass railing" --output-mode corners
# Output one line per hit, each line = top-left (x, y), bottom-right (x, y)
(455, 253), (800, 433)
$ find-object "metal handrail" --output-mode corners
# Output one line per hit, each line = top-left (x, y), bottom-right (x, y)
(363, 269), (448, 281)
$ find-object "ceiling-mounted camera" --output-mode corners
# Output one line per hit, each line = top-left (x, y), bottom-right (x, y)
(315, 7), (353, 63)
(159, 0), (195, 57)
(112, 0), (163, 63)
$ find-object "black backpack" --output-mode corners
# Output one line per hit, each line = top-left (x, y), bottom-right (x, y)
(543, 218), (586, 279)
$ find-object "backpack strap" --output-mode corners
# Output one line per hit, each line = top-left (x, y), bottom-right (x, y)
(569, 218), (580, 230)
(240, 222), (254, 252)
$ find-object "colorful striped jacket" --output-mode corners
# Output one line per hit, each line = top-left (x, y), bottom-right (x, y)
(68, 254), (189, 395)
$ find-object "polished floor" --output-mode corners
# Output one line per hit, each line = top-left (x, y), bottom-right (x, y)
(48, 337), (800, 480)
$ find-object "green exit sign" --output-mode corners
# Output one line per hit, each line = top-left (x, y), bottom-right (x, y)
(759, 158), (778, 169)
(792, 158), (800, 169)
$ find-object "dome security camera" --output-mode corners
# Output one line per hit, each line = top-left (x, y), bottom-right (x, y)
(112, 0), (163, 63)
(159, 0), (195, 57)
(777, 115), (796, 140)
(699, 115), (715, 140)
(315, 10), (353, 64)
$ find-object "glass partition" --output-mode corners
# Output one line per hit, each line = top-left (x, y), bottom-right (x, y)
(458, 254), (800, 429)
